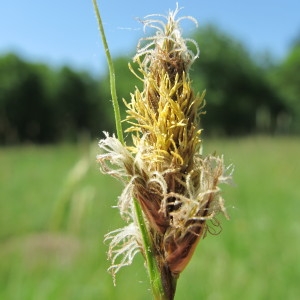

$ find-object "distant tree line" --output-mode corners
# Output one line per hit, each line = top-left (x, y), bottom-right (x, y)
(0, 53), (114, 144)
(0, 26), (299, 144)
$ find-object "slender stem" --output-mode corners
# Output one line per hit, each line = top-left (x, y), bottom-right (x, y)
(92, 0), (124, 144)
(133, 199), (167, 300)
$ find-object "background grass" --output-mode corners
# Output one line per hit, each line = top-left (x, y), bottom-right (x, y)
(0, 137), (299, 299)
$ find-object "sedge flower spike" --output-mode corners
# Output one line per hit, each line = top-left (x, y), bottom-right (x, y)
(97, 4), (233, 300)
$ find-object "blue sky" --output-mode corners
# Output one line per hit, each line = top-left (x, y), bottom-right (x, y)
(1, 0), (299, 75)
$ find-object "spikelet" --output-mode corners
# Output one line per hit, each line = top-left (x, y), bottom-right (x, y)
(97, 4), (233, 295)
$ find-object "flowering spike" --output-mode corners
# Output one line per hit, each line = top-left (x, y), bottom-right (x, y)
(97, 5), (233, 299)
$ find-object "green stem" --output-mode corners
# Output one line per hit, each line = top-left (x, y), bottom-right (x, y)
(92, 0), (124, 144)
(133, 199), (167, 300)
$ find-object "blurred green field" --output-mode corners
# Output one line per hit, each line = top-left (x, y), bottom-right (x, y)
(0, 137), (299, 300)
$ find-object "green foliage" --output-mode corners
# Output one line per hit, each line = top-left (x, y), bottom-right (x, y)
(1, 24), (299, 144)
(269, 44), (300, 132)
(191, 26), (287, 135)
(52, 67), (104, 141)
(0, 54), (53, 143)
(0, 138), (299, 299)
(0, 54), (113, 144)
